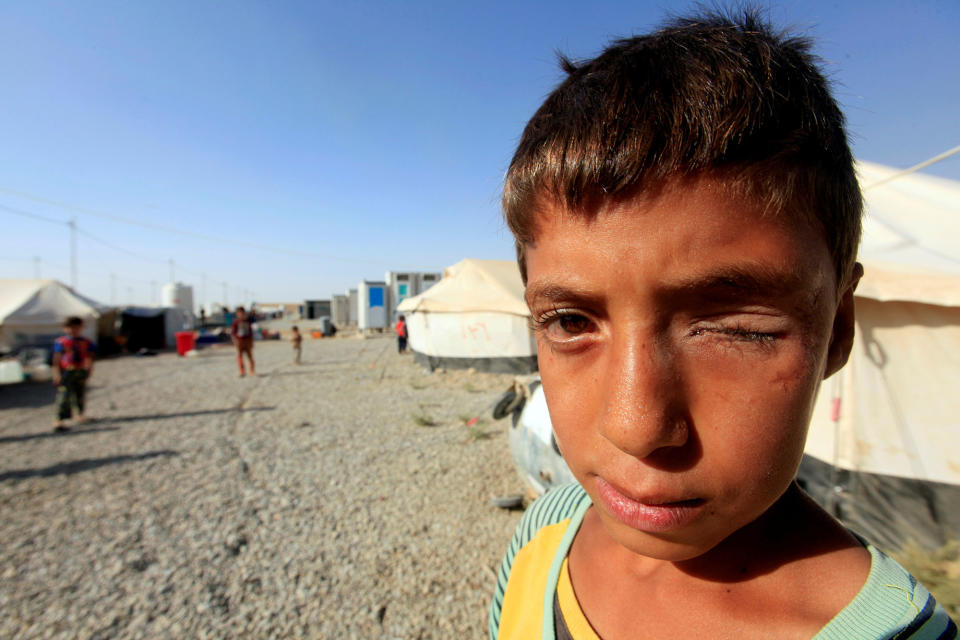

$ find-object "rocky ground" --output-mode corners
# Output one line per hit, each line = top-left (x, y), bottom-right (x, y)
(0, 333), (527, 639)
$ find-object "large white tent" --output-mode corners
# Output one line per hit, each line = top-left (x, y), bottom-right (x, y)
(397, 259), (537, 373)
(0, 279), (103, 353)
(800, 161), (960, 549)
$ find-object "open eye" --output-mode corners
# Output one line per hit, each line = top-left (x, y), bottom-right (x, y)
(534, 309), (596, 342)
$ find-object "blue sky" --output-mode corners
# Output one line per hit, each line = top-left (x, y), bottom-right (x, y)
(2, 1), (958, 308)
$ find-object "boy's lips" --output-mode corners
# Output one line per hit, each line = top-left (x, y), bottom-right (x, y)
(595, 477), (705, 533)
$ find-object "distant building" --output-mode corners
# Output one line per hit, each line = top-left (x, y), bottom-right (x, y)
(347, 288), (358, 326)
(357, 281), (387, 330)
(385, 270), (442, 322)
(331, 294), (350, 327)
(302, 299), (331, 320)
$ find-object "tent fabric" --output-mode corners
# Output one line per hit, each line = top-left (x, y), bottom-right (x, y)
(397, 259), (529, 316)
(799, 163), (960, 550)
(397, 259), (537, 373)
(0, 279), (101, 351)
(855, 161), (960, 306)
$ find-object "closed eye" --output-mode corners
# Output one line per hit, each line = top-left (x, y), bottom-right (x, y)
(690, 324), (778, 346)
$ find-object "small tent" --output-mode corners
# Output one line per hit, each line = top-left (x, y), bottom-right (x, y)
(0, 279), (103, 353)
(397, 259), (537, 373)
(799, 161), (960, 550)
(118, 306), (193, 352)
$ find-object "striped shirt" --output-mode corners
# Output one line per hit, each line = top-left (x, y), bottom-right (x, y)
(489, 483), (957, 640)
(53, 335), (95, 370)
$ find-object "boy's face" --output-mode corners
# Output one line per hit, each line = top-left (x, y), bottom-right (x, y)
(66, 324), (83, 337)
(523, 177), (856, 561)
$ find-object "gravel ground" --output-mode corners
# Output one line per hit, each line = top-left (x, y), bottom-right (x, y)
(0, 333), (527, 639)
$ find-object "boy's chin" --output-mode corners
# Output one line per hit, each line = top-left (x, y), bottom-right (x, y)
(596, 513), (726, 563)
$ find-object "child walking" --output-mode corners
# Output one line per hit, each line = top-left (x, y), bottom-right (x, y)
(395, 314), (408, 353)
(290, 325), (303, 364)
(52, 316), (96, 432)
(230, 306), (256, 377)
(490, 9), (956, 639)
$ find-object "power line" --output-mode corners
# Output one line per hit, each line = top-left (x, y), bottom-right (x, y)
(0, 186), (381, 263)
(76, 227), (168, 263)
(0, 203), (68, 226)
(3, 204), (238, 291)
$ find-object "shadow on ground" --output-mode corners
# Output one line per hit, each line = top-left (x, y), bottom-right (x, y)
(0, 426), (121, 445)
(0, 450), (179, 481)
(0, 383), (57, 410)
(98, 407), (275, 424)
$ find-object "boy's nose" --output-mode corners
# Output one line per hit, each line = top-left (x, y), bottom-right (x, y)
(598, 335), (688, 459)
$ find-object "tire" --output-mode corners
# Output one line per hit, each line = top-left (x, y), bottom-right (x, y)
(493, 389), (525, 420)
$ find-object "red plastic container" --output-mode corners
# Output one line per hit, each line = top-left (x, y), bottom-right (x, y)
(175, 331), (196, 356)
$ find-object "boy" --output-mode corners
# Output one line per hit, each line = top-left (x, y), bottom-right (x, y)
(231, 306), (256, 377)
(490, 10), (956, 640)
(290, 325), (303, 364)
(395, 314), (408, 354)
(52, 316), (96, 432)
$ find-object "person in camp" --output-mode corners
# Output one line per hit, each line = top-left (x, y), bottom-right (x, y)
(489, 9), (957, 639)
(230, 306), (256, 377)
(52, 316), (96, 432)
(290, 325), (303, 365)
(395, 314), (408, 354)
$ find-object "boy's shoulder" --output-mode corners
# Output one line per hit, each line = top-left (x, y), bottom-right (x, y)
(815, 542), (958, 639)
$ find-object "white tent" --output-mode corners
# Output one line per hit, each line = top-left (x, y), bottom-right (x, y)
(0, 279), (103, 353)
(397, 259), (537, 373)
(800, 161), (960, 550)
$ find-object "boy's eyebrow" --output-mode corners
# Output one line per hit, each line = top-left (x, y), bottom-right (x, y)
(524, 283), (603, 308)
(669, 266), (809, 300)
(525, 266), (821, 308)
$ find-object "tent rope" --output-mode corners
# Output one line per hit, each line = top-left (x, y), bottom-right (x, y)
(863, 144), (960, 190)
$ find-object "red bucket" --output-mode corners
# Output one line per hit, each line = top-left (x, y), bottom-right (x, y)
(175, 331), (196, 356)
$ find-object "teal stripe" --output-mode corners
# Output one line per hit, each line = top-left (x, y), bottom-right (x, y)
(814, 544), (957, 640)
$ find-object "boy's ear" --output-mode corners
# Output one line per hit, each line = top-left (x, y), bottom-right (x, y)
(824, 262), (863, 380)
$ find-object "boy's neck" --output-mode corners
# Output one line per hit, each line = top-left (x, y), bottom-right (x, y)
(673, 483), (859, 581)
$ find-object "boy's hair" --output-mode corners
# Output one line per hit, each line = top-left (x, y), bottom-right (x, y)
(64, 316), (84, 327)
(504, 9), (861, 287)
(236, 306), (246, 313)
(291, 325), (299, 331)
(398, 314), (405, 321)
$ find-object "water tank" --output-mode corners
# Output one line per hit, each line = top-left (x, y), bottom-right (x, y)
(162, 282), (195, 314)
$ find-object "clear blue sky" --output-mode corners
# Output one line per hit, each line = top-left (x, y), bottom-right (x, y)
(2, 1), (958, 308)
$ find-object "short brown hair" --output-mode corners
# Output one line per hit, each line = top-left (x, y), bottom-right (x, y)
(504, 9), (861, 287)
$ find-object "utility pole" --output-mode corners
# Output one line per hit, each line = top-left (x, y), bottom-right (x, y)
(33, 256), (40, 279)
(69, 217), (77, 289)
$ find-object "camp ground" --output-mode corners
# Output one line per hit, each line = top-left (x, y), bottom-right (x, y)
(494, 161), (960, 553)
